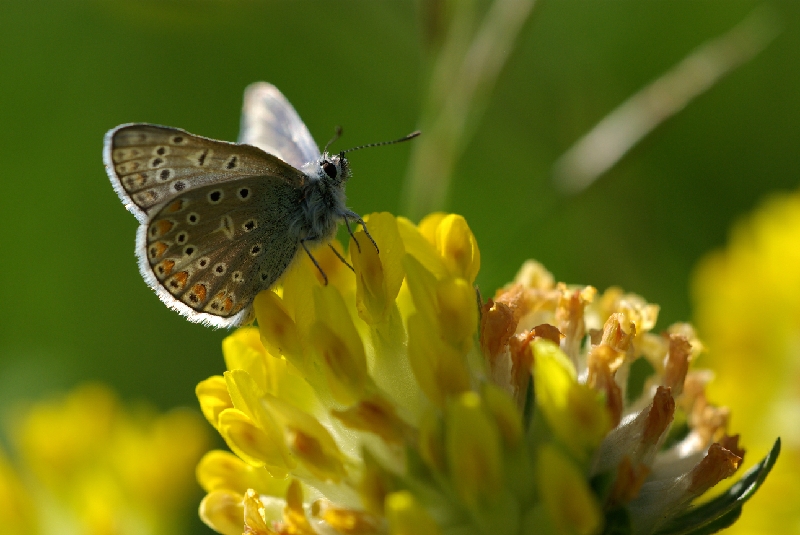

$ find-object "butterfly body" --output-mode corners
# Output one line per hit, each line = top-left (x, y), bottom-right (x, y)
(104, 83), (359, 328)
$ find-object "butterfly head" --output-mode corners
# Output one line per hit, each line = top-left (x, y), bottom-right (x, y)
(319, 152), (351, 187)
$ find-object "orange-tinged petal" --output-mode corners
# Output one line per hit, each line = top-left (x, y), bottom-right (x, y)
(314, 499), (382, 534)
(264, 396), (346, 483)
(197, 450), (289, 497)
(283, 479), (316, 535)
(331, 394), (409, 445)
(309, 285), (369, 405)
(243, 488), (277, 535)
(351, 212), (406, 325)
(254, 291), (303, 364)
(217, 409), (290, 477)
(199, 489), (245, 535)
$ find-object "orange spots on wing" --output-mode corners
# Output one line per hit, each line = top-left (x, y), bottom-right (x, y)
(152, 220), (174, 237)
(150, 242), (168, 259)
(156, 259), (175, 278)
(116, 161), (141, 173)
(204, 291), (235, 315)
(113, 148), (143, 162)
(124, 173), (148, 189)
(192, 284), (208, 302)
(167, 271), (189, 292)
(166, 199), (185, 213)
(135, 190), (159, 205)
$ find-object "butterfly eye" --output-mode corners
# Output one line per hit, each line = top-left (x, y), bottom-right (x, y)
(322, 161), (337, 179)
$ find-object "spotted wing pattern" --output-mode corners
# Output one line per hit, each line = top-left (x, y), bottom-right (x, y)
(104, 123), (306, 221)
(141, 176), (302, 326)
(104, 124), (309, 327)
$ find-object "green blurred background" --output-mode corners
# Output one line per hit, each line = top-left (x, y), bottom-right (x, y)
(0, 0), (798, 530)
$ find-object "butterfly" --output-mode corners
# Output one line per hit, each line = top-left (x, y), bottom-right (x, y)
(103, 82), (418, 328)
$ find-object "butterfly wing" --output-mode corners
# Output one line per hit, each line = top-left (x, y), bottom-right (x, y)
(237, 82), (321, 170)
(104, 124), (308, 327)
(104, 123), (307, 223)
(140, 176), (303, 327)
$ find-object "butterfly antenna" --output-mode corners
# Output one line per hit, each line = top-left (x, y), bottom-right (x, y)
(341, 130), (421, 154)
(323, 126), (344, 153)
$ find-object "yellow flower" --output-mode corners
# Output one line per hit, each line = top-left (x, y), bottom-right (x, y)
(693, 192), (800, 535)
(0, 383), (210, 535)
(197, 213), (762, 535)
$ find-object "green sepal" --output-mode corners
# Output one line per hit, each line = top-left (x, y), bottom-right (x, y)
(601, 507), (632, 535)
(590, 469), (617, 503)
(653, 437), (781, 535)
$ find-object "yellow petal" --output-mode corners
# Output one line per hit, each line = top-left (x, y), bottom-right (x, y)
(217, 409), (290, 477)
(432, 214), (481, 283)
(222, 326), (269, 388)
(196, 450), (289, 497)
(482, 384), (523, 450)
(532, 341), (610, 462)
(196, 375), (233, 428)
(358, 449), (398, 516)
(402, 254), (440, 324)
(351, 212), (406, 325)
(418, 410), (447, 473)
(386, 491), (442, 535)
(435, 276), (479, 354)
(537, 444), (603, 535)
(407, 314), (471, 407)
(254, 290), (303, 363)
(315, 499), (383, 534)
(397, 216), (449, 279)
(243, 488), (277, 535)
(264, 396), (347, 483)
(445, 392), (503, 506)
(309, 285), (369, 405)
(331, 394), (408, 445)
(417, 213), (448, 244)
(199, 489), (245, 535)
(0, 450), (36, 534)
(283, 479), (316, 535)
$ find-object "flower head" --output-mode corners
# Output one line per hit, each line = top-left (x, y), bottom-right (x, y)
(693, 192), (800, 535)
(197, 212), (767, 535)
(0, 383), (210, 535)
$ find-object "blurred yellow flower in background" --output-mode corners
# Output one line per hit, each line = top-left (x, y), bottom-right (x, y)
(197, 212), (769, 535)
(693, 192), (800, 535)
(0, 383), (210, 535)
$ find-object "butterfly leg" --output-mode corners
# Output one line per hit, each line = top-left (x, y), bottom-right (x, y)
(328, 243), (355, 272)
(343, 211), (379, 254)
(342, 214), (361, 253)
(300, 238), (328, 285)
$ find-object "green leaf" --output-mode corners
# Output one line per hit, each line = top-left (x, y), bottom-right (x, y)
(653, 437), (781, 535)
